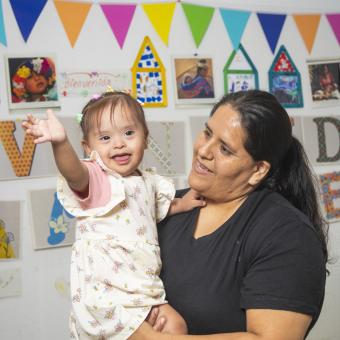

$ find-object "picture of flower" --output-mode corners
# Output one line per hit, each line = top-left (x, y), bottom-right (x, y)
(5, 55), (60, 110)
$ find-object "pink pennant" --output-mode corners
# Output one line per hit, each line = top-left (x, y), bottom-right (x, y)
(326, 14), (340, 45)
(100, 4), (137, 49)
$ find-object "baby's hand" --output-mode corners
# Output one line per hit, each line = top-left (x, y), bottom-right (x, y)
(169, 189), (205, 216)
(22, 109), (66, 144)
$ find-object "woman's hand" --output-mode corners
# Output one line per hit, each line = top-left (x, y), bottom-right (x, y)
(22, 109), (66, 144)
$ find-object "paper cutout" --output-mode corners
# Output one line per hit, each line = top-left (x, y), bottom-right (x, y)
(53, 0), (92, 47)
(224, 44), (259, 93)
(0, 0), (7, 46)
(313, 117), (340, 162)
(60, 70), (131, 98)
(0, 201), (21, 260)
(181, 3), (215, 48)
(29, 188), (76, 250)
(257, 13), (286, 53)
(326, 14), (340, 45)
(0, 121), (36, 177)
(9, 0), (47, 42)
(131, 36), (167, 107)
(100, 4), (136, 49)
(0, 268), (21, 298)
(293, 15), (321, 54)
(268, 45), (303, 108)
(319, 171), (340, 222)
(142, 3), (176, 46)
(54, 278), (70, 299)
(219, 9), (251, 50)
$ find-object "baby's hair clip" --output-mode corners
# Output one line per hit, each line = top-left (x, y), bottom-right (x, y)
(92, 93), (101, 100)
(76, 112), (83, 124)
(106, 85), (114, 93)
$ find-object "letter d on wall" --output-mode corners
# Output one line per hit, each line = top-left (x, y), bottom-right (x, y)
(313, 117), (340, 162)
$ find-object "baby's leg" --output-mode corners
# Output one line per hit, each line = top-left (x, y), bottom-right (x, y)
(151, 303), (188, 334)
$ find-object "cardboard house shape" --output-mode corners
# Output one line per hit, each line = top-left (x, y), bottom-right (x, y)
(223, 44), (259, 94)
(268, 45), (303, 108)
(131, 36), (167, 107)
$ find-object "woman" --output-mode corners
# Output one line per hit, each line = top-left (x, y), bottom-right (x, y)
(131, 90), (328, 339)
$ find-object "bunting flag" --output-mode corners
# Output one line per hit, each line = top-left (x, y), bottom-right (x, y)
(9, 0), (47, 42)
(326, 14), (340, 45)
(293, 14), (321, 54)
(0, 0), (7, 46)
(219, 9), (251, 50)
(181, 3), (215, 48)
(257, 13), (286, 53)
(142, 3), (176, 46)
(100, 4), (136, 49)
(53, 0), (92, 48)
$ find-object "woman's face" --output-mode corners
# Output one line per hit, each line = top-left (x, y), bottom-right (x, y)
(189, 105), (266, 203)
(25, 72), (48, 95)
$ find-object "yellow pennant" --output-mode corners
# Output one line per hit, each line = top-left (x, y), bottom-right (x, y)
(53, 0), (92, 47)
(0, 121), (36, 177)
(142, 3), (176, 46)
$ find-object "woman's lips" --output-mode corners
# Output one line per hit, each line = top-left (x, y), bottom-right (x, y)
(193, 160), (212, 175)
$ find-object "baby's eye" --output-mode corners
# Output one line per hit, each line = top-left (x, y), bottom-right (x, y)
(99, 135), (110, 141)
(124, 130), (135, 137)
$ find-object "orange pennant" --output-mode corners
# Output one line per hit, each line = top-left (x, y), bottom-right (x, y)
(293, 14), (321, 54)
(53, 0), (92, 47)
(0, 121), (36, 177)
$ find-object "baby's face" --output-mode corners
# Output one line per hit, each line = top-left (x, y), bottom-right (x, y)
(83, 105), (146, 177)
(25, 72), (48, 95)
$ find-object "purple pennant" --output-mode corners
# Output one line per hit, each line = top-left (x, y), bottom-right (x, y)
(326, 14), (340, 45)
(100, 4), (137, 49)
(257, 13), (286, 53)
(9, 0), (47, 42)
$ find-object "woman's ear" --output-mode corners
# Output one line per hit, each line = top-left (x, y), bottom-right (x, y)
(249, 161), (271, 186)
(82, 140), (91, 157)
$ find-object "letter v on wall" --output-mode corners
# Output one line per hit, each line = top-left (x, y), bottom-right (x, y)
(0, 121), (36, 176)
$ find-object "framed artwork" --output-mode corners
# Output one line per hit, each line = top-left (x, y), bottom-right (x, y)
(224, 44), (259, 93)
(29, 188), (76, 250)
(131, 36), (167, 107)
(268, 45), (303, 108)
(4, 54), (60, 110)
(172, 56), (216, 105)
(0, 201), (21, 260)
(307, 58), (340, 106)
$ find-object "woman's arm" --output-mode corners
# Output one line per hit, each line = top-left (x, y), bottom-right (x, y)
(131, 309), (311, 340)
(23, 110), (89, 192)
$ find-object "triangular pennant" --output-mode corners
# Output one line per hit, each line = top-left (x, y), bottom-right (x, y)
(9, 0), (47, 42)
(181, 3), (215, 48)
(257, 13), (286, 53)
(219, 9), (251, 50)
(326, 14), (340, 45)
(142, 3), (176, 46)
(53, 0), (92, 48)
(293, 14), (321, 54)
(100, 4), (136, 49)
(0, 0), (7, 46)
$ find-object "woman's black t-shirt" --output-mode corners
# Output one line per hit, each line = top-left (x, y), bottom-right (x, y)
(158, 188), (326, 335)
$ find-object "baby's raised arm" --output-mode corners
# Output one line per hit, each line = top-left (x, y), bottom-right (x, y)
(22, 110), (89, 193)
(168, 189), (205, 216)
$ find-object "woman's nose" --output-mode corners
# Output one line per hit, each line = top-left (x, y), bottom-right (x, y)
(198, 139), (214, 160)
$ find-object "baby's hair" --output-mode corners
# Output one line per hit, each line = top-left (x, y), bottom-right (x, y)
(80, 91), (149, 141)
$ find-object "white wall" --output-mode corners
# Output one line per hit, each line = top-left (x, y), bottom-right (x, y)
(0, 1), (339, 339)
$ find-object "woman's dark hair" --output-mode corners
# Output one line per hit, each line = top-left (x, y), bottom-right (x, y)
(80, 91), (149, 141)
(211, 90), (329, 264)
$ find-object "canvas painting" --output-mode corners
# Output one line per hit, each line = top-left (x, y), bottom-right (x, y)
(307, 59), (340, 106)
(0, 201), (20, 260)
(173, 56), (216, 105)
(142, 121), (186, 176)
(5, 55), (60, 110)
(29, 188), (76, 250)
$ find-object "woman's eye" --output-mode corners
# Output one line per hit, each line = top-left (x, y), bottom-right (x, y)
(220, 144), (231, 155)
(203, 129), (211, 138)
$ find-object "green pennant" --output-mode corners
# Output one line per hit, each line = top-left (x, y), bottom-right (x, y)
(181, 3), (215, 48)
